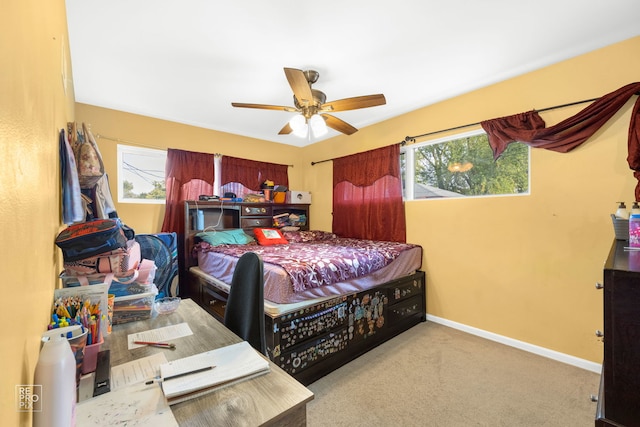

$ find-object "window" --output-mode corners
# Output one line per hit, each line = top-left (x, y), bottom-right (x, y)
(401, 129), (529, 200)
(117, 145), (166, 204)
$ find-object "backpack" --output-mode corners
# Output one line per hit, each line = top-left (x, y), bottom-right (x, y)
(63, 239), (142, 276)
(55, 219), (129, 262)
(72, 122), (105, 189)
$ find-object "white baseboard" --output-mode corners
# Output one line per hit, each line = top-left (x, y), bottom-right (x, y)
(426, 314), (602, 374)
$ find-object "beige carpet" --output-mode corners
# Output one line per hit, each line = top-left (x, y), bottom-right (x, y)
(306, 322), (600, 427)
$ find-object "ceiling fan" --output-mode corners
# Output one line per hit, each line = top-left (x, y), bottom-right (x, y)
(231, 68), (386, 137)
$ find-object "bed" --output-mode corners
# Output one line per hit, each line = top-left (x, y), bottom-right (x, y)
(181, 202), (426, 385)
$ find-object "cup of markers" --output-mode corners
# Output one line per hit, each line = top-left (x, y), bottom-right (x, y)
(78, 304), (103, 374)
(49, 297), (105, 375)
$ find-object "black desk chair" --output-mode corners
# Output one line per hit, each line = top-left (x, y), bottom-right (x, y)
(224, 252), (267, 355)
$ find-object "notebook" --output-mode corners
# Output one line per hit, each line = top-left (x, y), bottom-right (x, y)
(159, 341), (270, 405)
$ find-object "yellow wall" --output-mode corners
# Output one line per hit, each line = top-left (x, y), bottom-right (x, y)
(1, 0), (75, 425)
(304, 36), (640, 363)
(74, 104), (305, 234)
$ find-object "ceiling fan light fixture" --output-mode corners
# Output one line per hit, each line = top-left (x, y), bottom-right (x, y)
(309, 114), (328, 137)
(231, 68), (386, 138)
(289, 114), (308, 137)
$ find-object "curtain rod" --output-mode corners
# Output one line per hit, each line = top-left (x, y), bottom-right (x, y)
(311, 140), (406, 166)
(310, 97), (599, 166)
(399, 97), (598, 145)
(311, 158), (332, 166)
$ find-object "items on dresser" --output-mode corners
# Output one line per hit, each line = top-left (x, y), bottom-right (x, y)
(287, 191), (311, 204)
(184, 201), (310, 233)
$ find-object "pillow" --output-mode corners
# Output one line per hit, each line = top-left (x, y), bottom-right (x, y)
(254, 228), (289, 246)
(196, 229), (255, 246)
(282, 230), (337, 243)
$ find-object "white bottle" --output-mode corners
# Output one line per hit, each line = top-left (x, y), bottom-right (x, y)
(33, 336), (76, 427)
(631, 201), (640, 216)
(615, 202), (630, 219)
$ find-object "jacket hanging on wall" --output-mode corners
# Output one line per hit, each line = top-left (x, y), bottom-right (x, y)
(59, 128), (84, 225)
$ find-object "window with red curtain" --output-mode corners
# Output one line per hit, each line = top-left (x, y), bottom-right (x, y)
(220, 156), (289, 192)
(333, 144), (406, 242)
(161, 148), (215, 234)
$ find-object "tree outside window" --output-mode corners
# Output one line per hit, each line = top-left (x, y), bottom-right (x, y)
(402, 130), (529, 200)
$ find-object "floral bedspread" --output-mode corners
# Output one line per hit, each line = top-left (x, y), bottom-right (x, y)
(194, 238), (420, 293)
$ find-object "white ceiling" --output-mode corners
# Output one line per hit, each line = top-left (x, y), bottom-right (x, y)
(65, 0), (640, 148)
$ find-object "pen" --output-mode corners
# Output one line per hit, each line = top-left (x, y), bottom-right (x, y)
(144, 366), (215, 385)
(133, 341), (176, 349)
(163, 366), (215, 381)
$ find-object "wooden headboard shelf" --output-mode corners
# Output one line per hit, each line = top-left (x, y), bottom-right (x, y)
(181, 199), (310, 270)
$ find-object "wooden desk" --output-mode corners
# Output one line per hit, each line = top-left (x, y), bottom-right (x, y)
(103, 298), (314, 426)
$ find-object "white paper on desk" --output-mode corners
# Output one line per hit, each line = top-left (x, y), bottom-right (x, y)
(76, 381), (178, 426)
(128, 322), (193, 349)
(111, 353), (168, 390)
(160, 341), (270, 404)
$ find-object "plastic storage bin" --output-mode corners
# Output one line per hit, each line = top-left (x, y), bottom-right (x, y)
(611, 214), (629, 240)
(108, 281), (155, 298)
(112, 285), (158, 325)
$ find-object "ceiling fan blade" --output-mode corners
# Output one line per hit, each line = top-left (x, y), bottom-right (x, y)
(284, 68), (314, 107)
(231, 102), (297, 112)
(323, 114), (358, 135)
(278, 122), (293, 135)
(321, 94), (386, 112)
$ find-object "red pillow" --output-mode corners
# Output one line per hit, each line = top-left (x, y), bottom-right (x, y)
(254, 228), (289, 246)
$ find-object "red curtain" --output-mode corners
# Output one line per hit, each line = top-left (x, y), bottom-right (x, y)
(221, 156), (288, 191)
(481, 82), (640, 199)
(332, 144), (406, 242)
(161, 149), (215, 234)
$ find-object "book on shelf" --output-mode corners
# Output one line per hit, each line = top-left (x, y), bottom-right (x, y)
(159, 341), (270, 405)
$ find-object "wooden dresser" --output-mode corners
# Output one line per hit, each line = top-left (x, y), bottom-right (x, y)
(596, 240), (640, 426)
